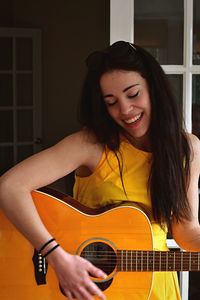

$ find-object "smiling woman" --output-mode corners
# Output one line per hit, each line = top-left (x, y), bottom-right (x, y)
(100, 70), (151, 150)
(0, 41), (200, 300)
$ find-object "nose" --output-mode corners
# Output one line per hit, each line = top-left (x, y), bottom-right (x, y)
(119, 99), (133, 115)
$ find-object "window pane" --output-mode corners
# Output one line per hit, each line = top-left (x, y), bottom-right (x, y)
(17, 145), (33, 163)
(17, 110), (33, 142)
(193, 0), (200, 65)
(134, 0), (184, 65)
(0, 74), (13, 106)
(0, 37), (12, 70)
(17, 74), (33, 105)
(192, 75), (200, 139)
(16, 38), (32, 70)
(0, 146), (13, 175)
(0, 111), (13, 142)
(167, 74), (183, 109)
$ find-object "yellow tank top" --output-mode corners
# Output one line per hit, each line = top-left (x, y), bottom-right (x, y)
(73, 139), (181, 299)
(73, 139), (167, 251)
(73, 140), (180, 300)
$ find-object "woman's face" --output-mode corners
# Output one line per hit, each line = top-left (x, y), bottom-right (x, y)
(100, 69), (151, 150)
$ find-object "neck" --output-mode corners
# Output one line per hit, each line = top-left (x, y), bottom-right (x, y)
(123, 132), (152, 152)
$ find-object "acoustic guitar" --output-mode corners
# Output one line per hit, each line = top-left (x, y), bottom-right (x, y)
(0, 188), (199, 300)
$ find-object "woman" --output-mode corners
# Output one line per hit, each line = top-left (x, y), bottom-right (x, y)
(0, 41), (200, 300)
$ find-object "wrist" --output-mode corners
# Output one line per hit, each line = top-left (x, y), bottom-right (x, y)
(45, 246), (71, 266)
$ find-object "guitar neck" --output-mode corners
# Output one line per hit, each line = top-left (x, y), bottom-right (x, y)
(117, 250), (200, 272)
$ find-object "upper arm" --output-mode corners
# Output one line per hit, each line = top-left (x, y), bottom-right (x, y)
(186, 134), (200, 218)
(0, 130), (97, 191)
(171, 134), (200, 250)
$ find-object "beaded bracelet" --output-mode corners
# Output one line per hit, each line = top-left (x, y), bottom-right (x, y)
(43, 244), (60, 258)
(38, 238), (55, 253)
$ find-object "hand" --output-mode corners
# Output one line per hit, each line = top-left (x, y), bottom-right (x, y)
(47, 247), (107, 300)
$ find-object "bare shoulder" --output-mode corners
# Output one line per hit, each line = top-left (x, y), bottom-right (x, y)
(56, 129), (103, 170)
(57, 129), (102, 155)
(187, 133), (200, 157)
(186, 133), (200, 173)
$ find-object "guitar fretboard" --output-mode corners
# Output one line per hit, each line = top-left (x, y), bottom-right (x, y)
(117, 250), (200, 272)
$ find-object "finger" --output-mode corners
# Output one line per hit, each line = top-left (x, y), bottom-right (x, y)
(65, 291), (74, 300)
(59, 284), (66, 296)
(77, 278), (106, 300)
(86, 282), (106, 300)
(87, 263), (107, 279)
(73, 287), (93, 300)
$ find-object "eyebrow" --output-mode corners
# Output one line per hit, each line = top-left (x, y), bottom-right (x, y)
(103, 84), (140, 98)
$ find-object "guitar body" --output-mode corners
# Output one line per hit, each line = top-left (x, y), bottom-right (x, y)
(0, 189), (154, 300)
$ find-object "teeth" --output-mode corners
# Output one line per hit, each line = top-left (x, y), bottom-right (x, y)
(124, 113), (142, 124)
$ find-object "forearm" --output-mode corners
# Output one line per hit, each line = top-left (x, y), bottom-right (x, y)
(0, 179), (52, 250)
(172, 222), (200, 251)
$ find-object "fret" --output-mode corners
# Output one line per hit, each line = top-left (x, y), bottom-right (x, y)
(148, 252), (153, 271)
(132, 250), (136, 271)
(181, 251), (183, 271)
(191, 253), (198, 271)
(166, 251), (168, 271)
(126, 250), (128, 271)
(160, 251), (165, 271)
(123, 250), (126, 271)
(167, 252), (174, 271)
(147, 251), (149, 271)
(137, 251), (142, 271)
(174, 251), (181, 271)
(174, 251), (175, 271)
(143, 250), (148, 271)
(127, 250), (130, 271)
(184, 252), (190, 271)
(189, 252), (191, 271)
(152, 251), (154, 271)
(121, 250), (123, 271)
(159, 251), (161, 271)
(154, 251), (162, 271)
(130, 250), (132, 272)
(141, 250), (143, 271)
(136, 251), (138, 271)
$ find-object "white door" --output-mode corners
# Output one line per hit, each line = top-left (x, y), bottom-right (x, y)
(0, 28), (42, 175)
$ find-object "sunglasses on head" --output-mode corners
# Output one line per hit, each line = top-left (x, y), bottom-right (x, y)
(86, 41), (137, 70)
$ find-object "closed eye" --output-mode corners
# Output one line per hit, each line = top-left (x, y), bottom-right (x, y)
(105, 100), (117, 106)
(128, 91), (140, 99)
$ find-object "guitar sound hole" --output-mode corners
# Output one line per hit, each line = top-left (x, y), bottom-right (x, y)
(80, 241), (117, 276)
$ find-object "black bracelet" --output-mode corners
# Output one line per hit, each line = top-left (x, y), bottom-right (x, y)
(43, 244), (60, 258)
(38, 238), (55, 253)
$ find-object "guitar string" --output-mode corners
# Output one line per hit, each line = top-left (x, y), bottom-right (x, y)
(80, 255), (198, 262)
(79, 254), (198, 271)
(80, 251), (199, 269)
(81, 250), (199, 257)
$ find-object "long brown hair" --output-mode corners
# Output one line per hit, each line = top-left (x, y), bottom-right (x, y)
(78, 41), (191, 227)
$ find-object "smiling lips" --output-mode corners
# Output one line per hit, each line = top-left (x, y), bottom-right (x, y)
(123, 112), (143, 125)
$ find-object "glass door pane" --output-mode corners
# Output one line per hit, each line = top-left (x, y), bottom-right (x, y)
(0, 146), (13, 175)
(193, 0), (200, 65)
(0, 37), (12, 70)
(0, 110), (13, 143)
(16, 74), (33, 105)
(16, 37), (33, 70)
(192, 75), (200, 138)
(0, 74), (13, 106)
(17, 110), (33, 142)
(167, 74), (183, 109)
(134, 0), (184, 64)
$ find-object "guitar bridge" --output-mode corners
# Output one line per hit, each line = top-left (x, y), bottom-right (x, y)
(32, 249), (48, 285)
